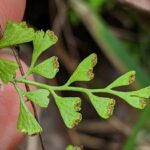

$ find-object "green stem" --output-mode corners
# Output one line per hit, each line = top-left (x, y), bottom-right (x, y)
(16, 78), (110, 95)
(22, 61), (36, 79)
(12, 82), (28, 111)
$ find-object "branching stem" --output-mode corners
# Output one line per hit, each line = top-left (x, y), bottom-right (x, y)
(16, 78), (119, 97)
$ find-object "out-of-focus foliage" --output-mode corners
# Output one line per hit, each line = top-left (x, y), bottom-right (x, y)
(86, 0), (105, 12)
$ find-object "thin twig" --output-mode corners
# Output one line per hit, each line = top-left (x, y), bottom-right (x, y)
(52, 0), (68, 35)
(63, 20), (80, 61)
(11, 46), (45, 150)
(0, 25), (3, 39)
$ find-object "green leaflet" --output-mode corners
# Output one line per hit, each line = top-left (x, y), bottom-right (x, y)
(113, 91), (148, 109)
(89, 94), (115, 119)
(131, 86), (150, 98)
(32, 30), (58, 65)
(25, 89), (50, 107)
(107, 71), (136, 89)
(66, 145), (81, 150)
(14, 83), (42, 135)
(0, 21), (35, 48)
(54, 93), (82, 128)
(105, 72), (149, 109)
(66, 53), (97, 85)
(17, 102), (42, 135)
(0, 58), (18, 83)
(31, 56), (59, 79)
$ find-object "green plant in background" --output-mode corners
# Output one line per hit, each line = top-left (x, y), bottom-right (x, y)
(0, 21), (150, 149)
(69, 0), (106, 24)
(86, 0), (105, 12)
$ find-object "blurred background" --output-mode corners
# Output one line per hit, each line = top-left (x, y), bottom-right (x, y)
(17, 0), (150, 150)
